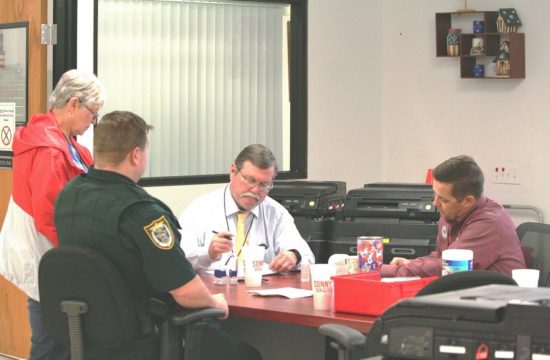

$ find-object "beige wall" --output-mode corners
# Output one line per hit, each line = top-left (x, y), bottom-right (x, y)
(151, 0), (549, 225)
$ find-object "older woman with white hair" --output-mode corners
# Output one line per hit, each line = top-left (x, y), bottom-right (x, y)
(0, 69), (106, 360)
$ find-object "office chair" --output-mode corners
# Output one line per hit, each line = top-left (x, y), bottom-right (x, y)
(415, 269), (516, 296)
(39, 245), (224, 360)
(319, 270), (517, 360)
(516, 222), (550, 287)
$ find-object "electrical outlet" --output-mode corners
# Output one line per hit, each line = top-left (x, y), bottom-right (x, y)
(493, 166), (519, 184)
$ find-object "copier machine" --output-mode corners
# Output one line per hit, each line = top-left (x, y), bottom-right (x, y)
(269, 180), (346, 263)
(367, 284), (550, 359)
(330, 183), (440, 263)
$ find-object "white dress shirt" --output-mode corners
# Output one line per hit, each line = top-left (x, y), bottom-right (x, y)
(178, 185), (315, 271)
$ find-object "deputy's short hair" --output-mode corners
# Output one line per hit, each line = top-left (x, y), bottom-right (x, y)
(94, 111), (153, 166)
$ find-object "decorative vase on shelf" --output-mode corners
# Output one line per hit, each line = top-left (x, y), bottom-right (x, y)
(447, 28), (461, 56)
(473, 21), (485, 34)
(473, 64), (485, 78)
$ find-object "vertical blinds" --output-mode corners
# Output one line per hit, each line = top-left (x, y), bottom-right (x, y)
(98, 0), (286, 177)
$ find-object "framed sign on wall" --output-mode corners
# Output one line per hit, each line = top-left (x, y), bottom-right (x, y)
(0, 22), (28, 169)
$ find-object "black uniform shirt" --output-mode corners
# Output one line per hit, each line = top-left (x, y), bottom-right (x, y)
(55, 165), (195, 303)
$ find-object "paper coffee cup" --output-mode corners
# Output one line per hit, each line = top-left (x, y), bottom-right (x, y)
(512, 269), (539, 288)
(242, 246), (265, 287)
(310, 264), (336, 311)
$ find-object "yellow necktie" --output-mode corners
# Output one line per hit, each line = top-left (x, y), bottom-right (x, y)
(236, 211), (249, 264)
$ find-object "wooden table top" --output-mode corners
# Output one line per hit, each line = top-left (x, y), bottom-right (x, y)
(201, 272), (376, 333)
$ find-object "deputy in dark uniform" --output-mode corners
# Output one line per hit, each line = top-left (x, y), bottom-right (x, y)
(54, 111), (261, 360)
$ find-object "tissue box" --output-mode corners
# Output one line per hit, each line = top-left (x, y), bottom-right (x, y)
(333, 272), (438, 316)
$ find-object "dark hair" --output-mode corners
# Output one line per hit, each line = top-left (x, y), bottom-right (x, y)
(432, 155), (484, 200)
(93, 111), (153, 166)
(234, 144), (278, 174)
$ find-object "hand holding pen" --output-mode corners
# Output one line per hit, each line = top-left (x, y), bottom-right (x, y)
(208, 230), (234, 261)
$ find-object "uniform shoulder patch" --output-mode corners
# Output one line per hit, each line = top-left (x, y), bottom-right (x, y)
(144, 215), (175, 250)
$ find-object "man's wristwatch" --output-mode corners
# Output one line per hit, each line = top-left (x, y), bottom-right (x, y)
(288, 249), (302, 264)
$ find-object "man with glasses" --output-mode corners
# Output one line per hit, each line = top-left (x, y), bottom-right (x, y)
(178, 144), (314, 273)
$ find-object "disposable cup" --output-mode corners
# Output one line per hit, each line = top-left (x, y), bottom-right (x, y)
(512, 269), (539, 288)
(442, 249), (473, 276)
(242, 246), (265, 287)
(300, 263), (311, 282)
(310, 264), (336, 310)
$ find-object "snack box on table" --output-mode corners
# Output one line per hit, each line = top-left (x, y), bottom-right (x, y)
(332, 272), (438, 316)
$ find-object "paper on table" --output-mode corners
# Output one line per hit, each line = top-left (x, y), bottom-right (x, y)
(246, 287), (313, 299)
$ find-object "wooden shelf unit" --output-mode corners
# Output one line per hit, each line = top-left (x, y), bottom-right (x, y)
(436, 11), (525, 79)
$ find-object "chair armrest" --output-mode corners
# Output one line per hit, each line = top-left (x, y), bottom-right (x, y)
(170, 307), (225, 326)
(159, 307), (225, 360)
(319, 323), (367, 349)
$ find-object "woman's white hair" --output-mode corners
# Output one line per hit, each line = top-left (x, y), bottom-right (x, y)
(49, 69), (106, 109)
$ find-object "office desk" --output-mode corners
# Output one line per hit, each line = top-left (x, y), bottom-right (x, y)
(201, 272), (375, 333)
(201, 272), (374, 360)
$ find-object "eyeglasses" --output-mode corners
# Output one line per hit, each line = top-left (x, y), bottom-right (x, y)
(236, 166), (274, 192)
(84, 104), (100, 122)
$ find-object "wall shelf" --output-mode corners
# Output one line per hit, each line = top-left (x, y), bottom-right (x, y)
(436, 11), (525, 79)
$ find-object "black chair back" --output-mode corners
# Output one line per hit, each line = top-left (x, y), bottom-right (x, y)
(516, 222), (550, 286)
(39, 244), (226, 360)
(39, 245), (142, 358)
(416, 270), (517, 296)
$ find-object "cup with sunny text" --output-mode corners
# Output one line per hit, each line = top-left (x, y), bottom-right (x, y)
(310, 264), (337, 311)
(512, 269), (539, 288)
(242, 246), (265, 287)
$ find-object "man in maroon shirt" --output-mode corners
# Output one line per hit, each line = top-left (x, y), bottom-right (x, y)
(381, 155), (526, 277)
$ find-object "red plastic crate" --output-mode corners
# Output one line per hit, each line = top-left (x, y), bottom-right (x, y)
(333, 272), (438, 316)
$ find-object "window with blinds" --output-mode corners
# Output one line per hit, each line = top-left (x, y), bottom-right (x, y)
(96, 0), (307, 185)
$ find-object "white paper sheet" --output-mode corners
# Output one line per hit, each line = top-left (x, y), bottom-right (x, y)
(246, 287), (313, 299)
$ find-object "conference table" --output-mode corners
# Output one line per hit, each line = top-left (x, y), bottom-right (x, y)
(200, 271), (375, 359)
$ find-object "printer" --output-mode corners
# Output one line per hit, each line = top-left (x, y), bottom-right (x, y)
(269, 180), (346, 217)
(367, 284), (550, 359)
(330, 183), (439, 263)
(269, 180), (346, 263)
(340, 183), (439, 223)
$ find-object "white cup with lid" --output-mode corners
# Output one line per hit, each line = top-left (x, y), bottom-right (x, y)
(442, 249), (473, 276)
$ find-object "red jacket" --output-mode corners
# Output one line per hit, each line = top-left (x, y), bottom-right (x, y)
(11, 110), (93, 246)
(0, 111), (92, 300)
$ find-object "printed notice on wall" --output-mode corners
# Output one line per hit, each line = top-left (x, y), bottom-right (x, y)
(0, 102), (16, 168)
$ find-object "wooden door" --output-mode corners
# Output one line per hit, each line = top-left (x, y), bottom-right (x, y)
(0, 0), (47, 357)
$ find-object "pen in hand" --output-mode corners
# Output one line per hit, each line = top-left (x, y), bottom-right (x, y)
(211, 230), (233, 239)
(212, 231), (235, 265)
